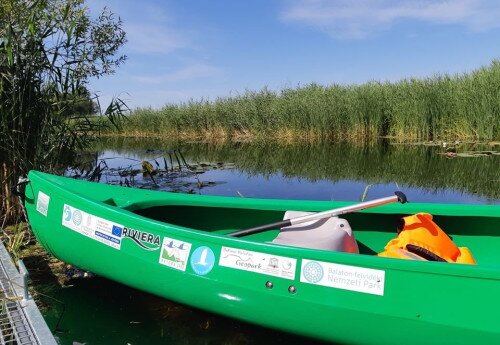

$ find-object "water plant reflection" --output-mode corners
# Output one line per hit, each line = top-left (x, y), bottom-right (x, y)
(92, 138), (499, 201)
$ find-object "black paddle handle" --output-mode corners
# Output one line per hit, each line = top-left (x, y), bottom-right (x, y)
(229, 219), (292, 237)
(395, 191), (407, 204)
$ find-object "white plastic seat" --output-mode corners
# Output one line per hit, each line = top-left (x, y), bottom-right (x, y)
(272, 211), (359, 253)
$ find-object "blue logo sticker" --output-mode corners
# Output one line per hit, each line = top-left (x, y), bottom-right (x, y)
(63, 206), (72, 221)
(112, 225), (123, 237)
(303, 261), (324, 283)
(190, 246), (215, 276)
(95, 231), (121, 245)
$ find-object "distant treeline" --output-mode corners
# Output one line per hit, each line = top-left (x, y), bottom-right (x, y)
(107, 60), (500, 141)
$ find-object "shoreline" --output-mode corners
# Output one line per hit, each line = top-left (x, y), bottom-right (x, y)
(96, 131), (500, 146)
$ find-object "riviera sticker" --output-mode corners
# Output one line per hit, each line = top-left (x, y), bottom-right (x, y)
(190, 246), (215, 275)
(300, 259), (385, 296)
(36, 191), (50, 216)
(159, 237), (192, 271)
(219, 247), (296, 280)
(122, 227), (160, 251)
(62, 204), (123, 250)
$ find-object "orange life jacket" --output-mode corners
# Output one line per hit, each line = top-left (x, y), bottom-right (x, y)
(378, 213), (476, 264)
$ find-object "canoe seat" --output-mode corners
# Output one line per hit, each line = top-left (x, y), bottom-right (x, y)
(272, 211), (359, 253)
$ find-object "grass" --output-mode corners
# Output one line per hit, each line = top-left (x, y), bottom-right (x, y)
(1, 223), (30, 263)
(103, 60), (500, 142)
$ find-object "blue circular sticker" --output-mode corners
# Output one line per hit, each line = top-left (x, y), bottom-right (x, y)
(303, 261), (324, 283)
(190, 246), (215, 276)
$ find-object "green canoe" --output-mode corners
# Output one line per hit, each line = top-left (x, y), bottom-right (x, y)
(24, 171), (500, 344)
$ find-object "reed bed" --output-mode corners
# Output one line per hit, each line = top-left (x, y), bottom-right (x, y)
(110, 60), (500, 141)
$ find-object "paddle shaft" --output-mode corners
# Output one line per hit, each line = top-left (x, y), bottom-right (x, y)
(228, 191), (407, 237)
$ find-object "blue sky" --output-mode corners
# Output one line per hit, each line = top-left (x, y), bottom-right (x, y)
(88, 0), (500, 109)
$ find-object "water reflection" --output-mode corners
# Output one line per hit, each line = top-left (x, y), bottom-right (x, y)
(89, 137), (499, 203)
(41, 278), (316, 345)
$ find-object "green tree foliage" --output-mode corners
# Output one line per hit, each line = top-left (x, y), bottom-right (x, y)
(61, 86), (99, 116)
(0, 0), (127, 223)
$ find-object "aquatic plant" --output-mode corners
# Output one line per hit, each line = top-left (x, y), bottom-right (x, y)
(94, 137), (500, 201)
(110, 61), (500, 142)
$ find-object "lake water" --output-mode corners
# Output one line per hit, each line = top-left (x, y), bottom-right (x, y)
(31, 138), (499, 345)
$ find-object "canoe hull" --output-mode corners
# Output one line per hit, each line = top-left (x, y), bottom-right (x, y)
(24, 171), (500, 344)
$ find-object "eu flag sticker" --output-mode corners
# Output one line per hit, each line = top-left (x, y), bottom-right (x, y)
(190, 246), (215, 275)
(112, 225), (123, 237)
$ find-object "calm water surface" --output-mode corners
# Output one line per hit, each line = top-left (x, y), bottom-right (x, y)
(31, 138), (499, 345)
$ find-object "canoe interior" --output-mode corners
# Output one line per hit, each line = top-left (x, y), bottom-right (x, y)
(133, 204), (500, 266)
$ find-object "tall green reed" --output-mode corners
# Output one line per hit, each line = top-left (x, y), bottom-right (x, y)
(112, 60), (500, 141)
(0, 0), (127, 224)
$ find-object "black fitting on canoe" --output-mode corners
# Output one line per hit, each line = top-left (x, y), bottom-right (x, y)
(395, 191), (407, 204)
(11, 177), (30, 198)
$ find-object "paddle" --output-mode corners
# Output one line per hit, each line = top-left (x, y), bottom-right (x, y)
(228, 191), (407, 237)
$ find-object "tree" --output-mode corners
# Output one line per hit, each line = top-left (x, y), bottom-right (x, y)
(61, 86), (99, 116)
(0, 0), (127, 224)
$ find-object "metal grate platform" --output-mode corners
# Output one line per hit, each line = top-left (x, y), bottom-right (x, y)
(0, 242), (57, 345)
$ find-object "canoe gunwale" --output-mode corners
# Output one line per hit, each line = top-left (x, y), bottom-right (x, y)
(25, 170), (500, 280)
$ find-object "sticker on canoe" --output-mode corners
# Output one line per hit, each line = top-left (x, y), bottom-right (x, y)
(300, 259), (385, 296)
(62, 204), (123, 250)
(36, 191), (50, 216)
(219, 247), (297, 280)
(159, 237), (192, 271)
(122, 227), (160, 251)
(190, 246), (215, 275)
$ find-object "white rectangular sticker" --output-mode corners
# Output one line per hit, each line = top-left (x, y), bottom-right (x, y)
(159, 237), (192, 271)
(300, 259), (385, 296)
(219, 247), (297, 280)
(36, 191), (50, 216)
(62, 204), (123, 250)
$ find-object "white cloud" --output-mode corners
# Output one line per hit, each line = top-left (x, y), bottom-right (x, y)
(87, 1), (226, 109)
(123, 2), (193, 54)
(127, 87), (231, 108)
(134, 63), (222, 84)
(125, 23), (189, 54)
(87, 0), (192, 54)
(281, 0), (500, 39)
